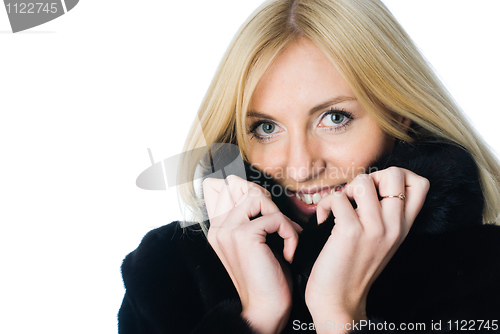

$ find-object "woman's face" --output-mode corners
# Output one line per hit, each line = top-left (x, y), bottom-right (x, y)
(246, 38), (397, 219)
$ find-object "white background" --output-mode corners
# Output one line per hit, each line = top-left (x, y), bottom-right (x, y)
(0, 1), (498, 333)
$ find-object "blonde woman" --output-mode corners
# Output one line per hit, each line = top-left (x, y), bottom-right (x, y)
(118, 1), (500, 333)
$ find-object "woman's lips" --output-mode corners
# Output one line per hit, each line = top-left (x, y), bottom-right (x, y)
(288, 183), (346, 215)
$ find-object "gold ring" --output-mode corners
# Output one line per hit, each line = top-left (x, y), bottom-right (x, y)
(381, 193), (406, 201)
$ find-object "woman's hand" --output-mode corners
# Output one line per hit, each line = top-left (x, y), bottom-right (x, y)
(305, 167), (429, 332)
(203, 175), (302, 334)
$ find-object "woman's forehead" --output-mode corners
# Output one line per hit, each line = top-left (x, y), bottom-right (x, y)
(249, 39), (355, 114)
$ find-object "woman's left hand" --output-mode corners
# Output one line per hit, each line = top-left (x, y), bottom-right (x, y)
(304, 167), (429, 332)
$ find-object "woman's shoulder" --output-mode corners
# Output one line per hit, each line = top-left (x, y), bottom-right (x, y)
(120, 221), (215, 305)
(119, 222), (249, 333)
(119, 222), (214, 332)
(128, 221), (208, 254)
(121, 221), (210, 279)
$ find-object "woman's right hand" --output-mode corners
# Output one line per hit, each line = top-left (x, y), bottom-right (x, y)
(203, 175), (302, 334)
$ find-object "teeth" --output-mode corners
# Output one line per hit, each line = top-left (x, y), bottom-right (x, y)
(303, 194), (312, 204)
(296, 192), (329, 205)
(295, 185), (347, 204)
(312, 193), (322, 204)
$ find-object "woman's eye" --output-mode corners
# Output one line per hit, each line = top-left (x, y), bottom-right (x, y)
(248, 120), (282, 143)
(330, 113), (345, 124)
(261, 122), (275, 134)
(318, 109), (353, 130)
(256, 122), (277, 135)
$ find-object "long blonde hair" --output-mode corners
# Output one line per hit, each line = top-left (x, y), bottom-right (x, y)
(179, 0), (500, 232)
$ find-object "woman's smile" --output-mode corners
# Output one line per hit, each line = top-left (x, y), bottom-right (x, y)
(287, 183), (347, 215)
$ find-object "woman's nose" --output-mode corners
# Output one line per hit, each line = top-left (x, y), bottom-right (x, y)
(286, 137), (323, 183)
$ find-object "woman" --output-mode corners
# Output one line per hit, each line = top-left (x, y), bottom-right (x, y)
(118, 0), (500, 333)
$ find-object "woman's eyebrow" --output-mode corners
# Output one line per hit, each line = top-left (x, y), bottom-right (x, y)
(246, 110), (276, 120)
(246, 96), (357, 119)
(308, 96), (356, 115)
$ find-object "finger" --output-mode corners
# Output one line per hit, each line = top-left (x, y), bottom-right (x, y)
(224, 174), (257, 203)
(370, 168), (429, 229)
(203, 178), (236, 226)
(400, 170), (430, 226)
(342, 174), (383, 229)
(203, 178), (226, 225)
(316, 187), (350, 224)
(369, 167), (406, 227)
(231, 187), (282, 222)
(316, 190), (341, 224)
(203, 176), (272, 225)
(203, 175), (256, 209)
(251, 213), (300, 263)
(224, 175), (275, 213)
(317, 190), (359, 228)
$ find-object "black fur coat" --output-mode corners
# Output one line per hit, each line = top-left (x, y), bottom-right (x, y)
(118, 139), (500, 333)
